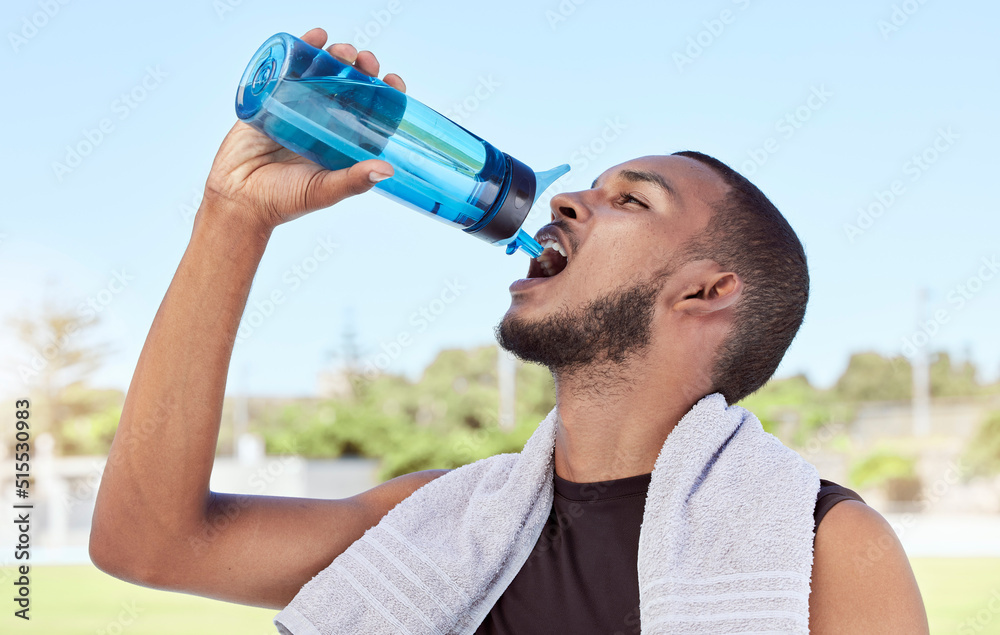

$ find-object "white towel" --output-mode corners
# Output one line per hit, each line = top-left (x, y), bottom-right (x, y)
(273, 392), (820, 634)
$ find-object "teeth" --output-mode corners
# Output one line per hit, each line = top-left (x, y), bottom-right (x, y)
(538, 237), (567, 259)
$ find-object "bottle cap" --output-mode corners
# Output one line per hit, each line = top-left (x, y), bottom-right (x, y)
(465, 154), (537, 244)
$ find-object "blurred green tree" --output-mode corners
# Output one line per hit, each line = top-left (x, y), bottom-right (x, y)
(929, 352), (982, 397)
(259, 345), (554, 480)
(964, 409), (1000, 477)
(254, 346), (996, 481)
(834, 351), (912, 402)
(6, 303), (120, 454)
(738, 373), (854, 447)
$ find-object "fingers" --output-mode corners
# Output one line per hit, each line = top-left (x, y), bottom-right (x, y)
(326, 41), (405, 92)
(327, 44), (378, 78)
(383, 73), (406, 93)
(306, 160), (394, 211)
(354, 50), (380, 77)
(327, 42), (359, 65)
(300, 28), (327, 48)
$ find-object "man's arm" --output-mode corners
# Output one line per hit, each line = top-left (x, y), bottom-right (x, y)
(809, 500), (929, 634)
(88, 29), (445, 610)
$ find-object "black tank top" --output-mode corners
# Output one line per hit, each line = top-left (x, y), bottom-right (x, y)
(474, 473), (863, 635)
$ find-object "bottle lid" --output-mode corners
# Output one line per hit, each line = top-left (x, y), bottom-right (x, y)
(465, 154), (536, 243)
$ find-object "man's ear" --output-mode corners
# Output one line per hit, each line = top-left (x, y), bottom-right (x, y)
(671, 265), (742, 316)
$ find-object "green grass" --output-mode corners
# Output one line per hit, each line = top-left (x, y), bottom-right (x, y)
(912, 558), (1000, 634)
(0, 565), (276, 634)
(1, 559), (997, 633)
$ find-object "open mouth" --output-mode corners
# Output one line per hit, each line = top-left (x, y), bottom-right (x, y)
(527, 236), (570, 279)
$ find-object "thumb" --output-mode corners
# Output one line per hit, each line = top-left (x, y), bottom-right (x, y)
(306, 159), (394, 210)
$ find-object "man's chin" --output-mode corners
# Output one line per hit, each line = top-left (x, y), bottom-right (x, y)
(494, 308), (582, 370)
(496, 275), (663, 370)
(495, 312), (542, 364)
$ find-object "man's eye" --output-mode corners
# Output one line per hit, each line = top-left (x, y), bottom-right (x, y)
(616, 193), (648, 208)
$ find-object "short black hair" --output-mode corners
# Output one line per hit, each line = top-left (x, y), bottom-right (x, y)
(671, 150), (809, 404)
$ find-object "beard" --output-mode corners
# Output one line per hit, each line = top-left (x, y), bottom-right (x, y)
(495, 276), (665, 373)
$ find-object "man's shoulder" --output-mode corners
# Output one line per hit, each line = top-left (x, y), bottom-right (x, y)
(813, 479), (864, 532)
(809, 500), (929, 633)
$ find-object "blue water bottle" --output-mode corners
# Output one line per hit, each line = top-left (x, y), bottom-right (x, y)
(235, 32), (569, 257)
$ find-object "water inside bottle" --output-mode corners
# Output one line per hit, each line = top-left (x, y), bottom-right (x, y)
(260, 75), (507, 229)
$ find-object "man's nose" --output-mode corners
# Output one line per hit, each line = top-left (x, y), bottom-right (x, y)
(549, 190), (591, 224)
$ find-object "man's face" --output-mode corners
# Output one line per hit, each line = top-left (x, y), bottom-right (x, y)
(496, 155), (727, 370)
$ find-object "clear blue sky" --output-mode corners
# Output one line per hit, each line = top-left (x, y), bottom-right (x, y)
(2, 0), (998, 397)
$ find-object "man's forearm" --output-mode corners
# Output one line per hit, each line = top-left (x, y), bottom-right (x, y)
(91, 206), (272, 568)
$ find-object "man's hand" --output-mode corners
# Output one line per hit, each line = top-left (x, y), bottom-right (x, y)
(200, 27), (407, 231)
(89, 29), (444, 611)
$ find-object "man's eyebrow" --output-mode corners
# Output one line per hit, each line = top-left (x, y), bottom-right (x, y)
(591, 169), (675, 198)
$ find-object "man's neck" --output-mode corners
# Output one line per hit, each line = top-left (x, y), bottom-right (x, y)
(551, 358), (709, 483)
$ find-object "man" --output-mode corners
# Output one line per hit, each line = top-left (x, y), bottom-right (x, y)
(89, 28), (928, 633)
